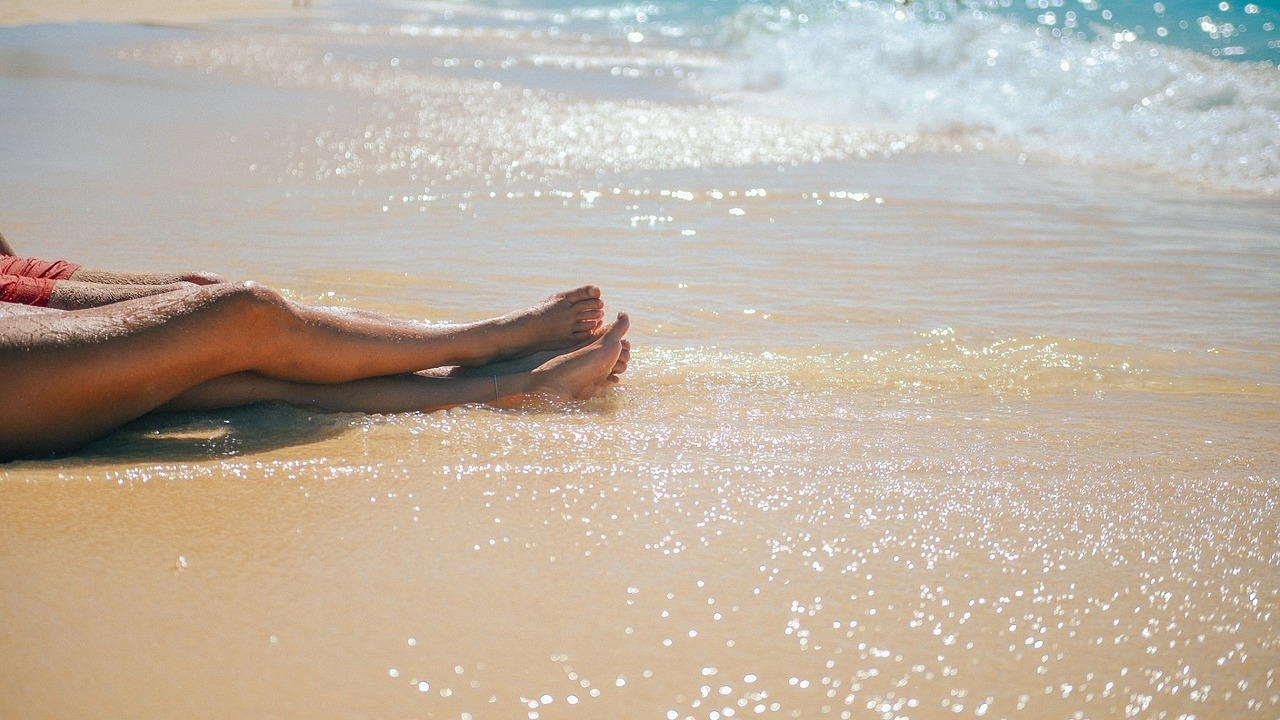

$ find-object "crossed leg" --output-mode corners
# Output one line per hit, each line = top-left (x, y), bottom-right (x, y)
(0, 281), (627, 459)
(160, 331), (632, 414)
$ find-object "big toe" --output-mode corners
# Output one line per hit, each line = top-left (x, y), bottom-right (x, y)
(563, 285), (602, 303)
(602, 312), (630, 343)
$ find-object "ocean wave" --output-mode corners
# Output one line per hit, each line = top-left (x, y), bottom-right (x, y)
(699, 1), (1280, 193)
(131, 0), (1280, 192)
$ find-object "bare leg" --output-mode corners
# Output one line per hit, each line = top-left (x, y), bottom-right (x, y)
(265, 284), (606, 376)
(437, 334), (631, 378)
(69, 267), (226, 287)
(161, 317), (631, 414)
(0, 283), (608, 458)
(47, 279), (209, 310)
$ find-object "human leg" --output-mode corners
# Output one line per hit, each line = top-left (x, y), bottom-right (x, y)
(69, 267), (225, 287)
(0, 282), (610, 458)
(159, 316), (631, 414)
(436, 335), (631, 379)
(257, 284), (606, 380)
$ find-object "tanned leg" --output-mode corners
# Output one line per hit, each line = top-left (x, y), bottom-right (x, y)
(260, 284), (606, 379)
(0, 283), (610, 459)
(161, 317), (631, 414)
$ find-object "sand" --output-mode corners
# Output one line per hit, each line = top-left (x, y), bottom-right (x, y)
(0, 0), (322, 27)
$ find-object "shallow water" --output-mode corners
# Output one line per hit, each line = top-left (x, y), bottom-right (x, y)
(1, 3), (1278, 719)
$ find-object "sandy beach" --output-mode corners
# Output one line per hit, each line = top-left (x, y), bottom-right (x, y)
(1, 1), (1277, 718)
(0, 0), (323, 27)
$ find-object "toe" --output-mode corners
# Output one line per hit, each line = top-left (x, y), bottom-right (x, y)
(602, 312), (630, 341)
(562, 285), (601, 303)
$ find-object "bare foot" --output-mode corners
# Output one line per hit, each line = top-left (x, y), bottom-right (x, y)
(528, 312), (630, 401)
(478, 285), (604, 362)
(449, 323), (629, 378)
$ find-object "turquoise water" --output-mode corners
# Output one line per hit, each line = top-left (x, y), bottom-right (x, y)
(482, 0), (1280, 61)
(425, 0), (1280, 193)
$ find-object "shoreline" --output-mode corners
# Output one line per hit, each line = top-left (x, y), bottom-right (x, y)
(0, 0), (326, 27)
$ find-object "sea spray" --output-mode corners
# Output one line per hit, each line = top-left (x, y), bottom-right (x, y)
(699, 0), (1280, 192)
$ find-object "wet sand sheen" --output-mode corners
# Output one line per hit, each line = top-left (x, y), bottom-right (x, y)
(3, 390), (1277, 718)
(1, 5), (1278, 720)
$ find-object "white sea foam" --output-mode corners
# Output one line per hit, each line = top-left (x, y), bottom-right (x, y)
(128, 0), (1278, 193)
(700, 1), (1280, 193)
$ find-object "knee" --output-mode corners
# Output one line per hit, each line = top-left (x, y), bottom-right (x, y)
(210, 280), (285, 306)
(202, 280), (292, 322)
(197, 281), (299, 345)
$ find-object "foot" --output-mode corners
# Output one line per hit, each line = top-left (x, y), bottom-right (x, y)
(478, 285), (604, 363)
(528, 312), (630, 401)
(452, 324), (629, 378)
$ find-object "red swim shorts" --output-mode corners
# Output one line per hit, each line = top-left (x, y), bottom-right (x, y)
(0, 256), (82, 306)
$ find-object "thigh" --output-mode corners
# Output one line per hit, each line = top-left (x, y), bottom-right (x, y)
(0, 286), (262, 458)
(0, 303), (66, 318)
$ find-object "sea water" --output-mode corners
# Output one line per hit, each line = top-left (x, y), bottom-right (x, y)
(0, 1), (1277, 718)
